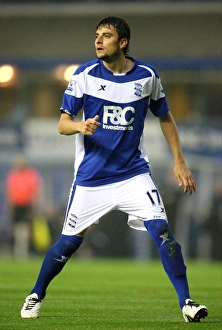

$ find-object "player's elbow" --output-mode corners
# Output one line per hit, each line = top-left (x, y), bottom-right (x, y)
(58, 122), (66, 135)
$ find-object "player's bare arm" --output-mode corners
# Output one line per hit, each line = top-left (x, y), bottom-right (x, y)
(58, 113), (101, 136)
(159, 111), (197, 195)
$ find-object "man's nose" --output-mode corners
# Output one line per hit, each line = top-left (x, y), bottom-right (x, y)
(96, 36), (102, 44)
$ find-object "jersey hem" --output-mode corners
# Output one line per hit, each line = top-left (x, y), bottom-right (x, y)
(75, 165), (150, 187)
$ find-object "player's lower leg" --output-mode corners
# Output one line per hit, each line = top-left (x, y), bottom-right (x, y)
(144, 219), (208, 322)
(21, 234), (84, 317)
(144, 219), (190, 309)
(31, 234), (84, 300)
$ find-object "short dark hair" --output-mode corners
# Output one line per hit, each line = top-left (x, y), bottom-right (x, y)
(96, 16), (131, 55)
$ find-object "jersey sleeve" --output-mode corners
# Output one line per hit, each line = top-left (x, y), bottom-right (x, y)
(60, 70), (84, 117)
(149, 68), (169, 117)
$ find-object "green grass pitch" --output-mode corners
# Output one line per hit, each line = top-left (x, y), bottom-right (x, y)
(0, 258), (221, 329)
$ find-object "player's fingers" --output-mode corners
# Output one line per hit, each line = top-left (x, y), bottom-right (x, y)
(188, 176), (197, 195)
(183, 176), (197, 195)
(175, 165), (197, 195)
(177, 177), (183, 189)
(83, 117), (100, 135)
(177, 175), (191, 194)
(182, 178), (190, 193)
(93, 115), (101, 127)
(93, 115), (100, 121)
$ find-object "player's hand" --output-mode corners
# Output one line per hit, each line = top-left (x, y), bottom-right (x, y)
(80, 115), (101, 135)
(174, 161), (197, 195)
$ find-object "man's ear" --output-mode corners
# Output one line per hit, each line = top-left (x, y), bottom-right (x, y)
(120, 38), (128, 50)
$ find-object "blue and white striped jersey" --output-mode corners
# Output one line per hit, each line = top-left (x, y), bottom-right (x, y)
(60, 58), (169, 186)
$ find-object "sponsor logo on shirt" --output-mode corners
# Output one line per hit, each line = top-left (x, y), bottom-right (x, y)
(102, 105), (135, 131)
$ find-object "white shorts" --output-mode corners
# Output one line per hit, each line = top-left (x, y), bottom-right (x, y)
(62, 173), (168, 235)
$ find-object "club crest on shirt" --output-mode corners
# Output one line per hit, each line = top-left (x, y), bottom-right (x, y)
(134, 83), (143, 97)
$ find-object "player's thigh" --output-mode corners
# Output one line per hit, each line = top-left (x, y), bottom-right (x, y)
(63, 184), (115, 235)
(117, 173), (165, 212)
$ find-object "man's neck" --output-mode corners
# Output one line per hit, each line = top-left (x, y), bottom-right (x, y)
(103, 56), (134, 74)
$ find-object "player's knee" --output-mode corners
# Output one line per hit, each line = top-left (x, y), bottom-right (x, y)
(56, 234), (84, 257)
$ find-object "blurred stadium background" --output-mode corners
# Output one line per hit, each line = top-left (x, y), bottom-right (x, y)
(0, 0), (221, 260)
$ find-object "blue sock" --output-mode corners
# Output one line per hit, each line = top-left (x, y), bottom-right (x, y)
(144, 219), (190, 309)
(31, 234), (84, 300)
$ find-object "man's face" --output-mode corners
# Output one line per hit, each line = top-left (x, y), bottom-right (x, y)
(95, 25), (124, 62)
